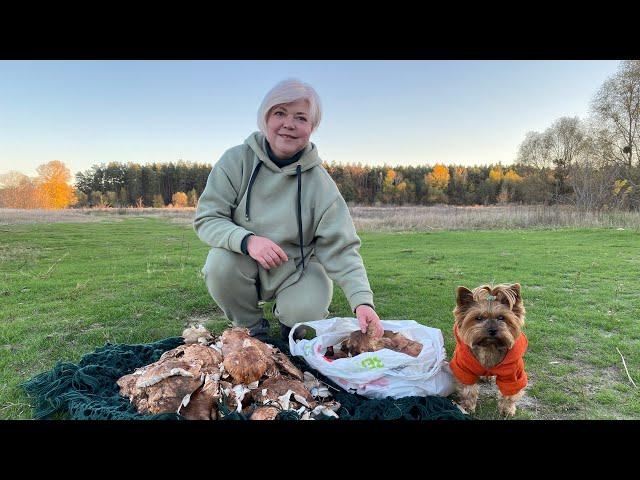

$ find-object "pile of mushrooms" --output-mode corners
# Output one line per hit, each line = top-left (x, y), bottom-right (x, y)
(324, 324), (423, 360)
(117, 325), (340, 420)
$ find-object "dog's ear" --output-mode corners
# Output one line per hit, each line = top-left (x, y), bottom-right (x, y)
(509, 283), (525, 320)
(456, 286), (474, 307)
(496, 283), (523, 309)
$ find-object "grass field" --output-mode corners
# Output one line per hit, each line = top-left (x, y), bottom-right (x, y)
(1, 215), (639, 419)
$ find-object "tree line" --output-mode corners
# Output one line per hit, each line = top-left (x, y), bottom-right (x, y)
(74, 160), (530, 207)
(73, 160), (212, 208)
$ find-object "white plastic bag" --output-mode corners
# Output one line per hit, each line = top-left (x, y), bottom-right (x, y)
(288, 317), (456, 399)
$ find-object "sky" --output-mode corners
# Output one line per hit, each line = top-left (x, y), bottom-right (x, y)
(0, 60), (620, 180)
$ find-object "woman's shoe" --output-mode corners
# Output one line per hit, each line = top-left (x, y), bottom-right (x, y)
(248, 318), (270, 341)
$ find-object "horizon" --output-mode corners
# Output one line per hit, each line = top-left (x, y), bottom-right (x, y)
(0, 60), (620, 181)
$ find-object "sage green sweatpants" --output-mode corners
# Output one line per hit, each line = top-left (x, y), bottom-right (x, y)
(202, 247), (333, 330)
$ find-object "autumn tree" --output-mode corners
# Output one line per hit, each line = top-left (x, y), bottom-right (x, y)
(426, 164), (450, 190)
(0, 171), (43, 208)
(172, 191), (188, 207)
(425, 164), (450, 203)
(36, 160), (78, 209)
(499, 169), (523, 203)
(489, 166), (503, 183)
(382, 168), (398, 203)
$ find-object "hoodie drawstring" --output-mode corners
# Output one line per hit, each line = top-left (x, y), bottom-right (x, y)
(245, 161), (263, 221)
(245, 160), (304, 271)
(296, 164), (304, 270)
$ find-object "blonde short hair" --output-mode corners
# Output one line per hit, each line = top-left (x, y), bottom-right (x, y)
(257, 78), (322, 135)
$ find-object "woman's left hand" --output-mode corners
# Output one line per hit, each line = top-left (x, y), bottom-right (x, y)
(355, 304), (384, 338)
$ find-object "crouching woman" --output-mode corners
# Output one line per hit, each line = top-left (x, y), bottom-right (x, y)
(194, 78), (382, 341)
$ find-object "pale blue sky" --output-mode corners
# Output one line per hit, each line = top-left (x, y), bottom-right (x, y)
(0, 60), (619, 180)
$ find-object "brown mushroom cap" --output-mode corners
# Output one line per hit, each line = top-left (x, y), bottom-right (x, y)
(182, 325), (215, 345)
(179, 375), (220, 420)
(117, 373), (141, 399)
(223, 346), (269, 384)
(220, 327), (252, 356)
(271, 351), (304, 381)
(398, 341), (423, 357)
(160, 344), (223, 373)
(253, 376), (317, 409)
(144, 375), (205, 415)
(136, 359), (203, 389)
(118, 365), (156, 410)
(344, 329), (422, 357)
(343, 330), (379, 356)
(250, 406), (280, 420)
(136, 398), (150, 415)
(384, 331), (423, 357)
(330, 348), (350, 359)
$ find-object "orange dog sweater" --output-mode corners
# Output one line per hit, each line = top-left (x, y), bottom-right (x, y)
(450, 324), (528, 396)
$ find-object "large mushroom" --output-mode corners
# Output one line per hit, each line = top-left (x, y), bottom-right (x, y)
(145, 374), (205, 415)
(253, 376), (317, 410)
(223, 345), (270, 384)
(182, 325), (215, 345)
(160, 343), (223, 373)
(179, 374), (221, 420)
(341, 324), (423, 358)
(220, 327), (253, 356)
(250, 406), (281, 420)
(343, 324), (395, 356)
(383, 331), (423, 357)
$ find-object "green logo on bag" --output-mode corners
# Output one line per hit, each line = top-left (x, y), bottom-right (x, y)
(361, 357), (384, 369)
(304, 344), (312, 356)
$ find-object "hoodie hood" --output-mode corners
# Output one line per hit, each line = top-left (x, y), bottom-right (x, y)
(245, 131), (323, 174)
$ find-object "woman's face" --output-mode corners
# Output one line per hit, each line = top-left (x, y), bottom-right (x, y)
(265, 98), (313, 159)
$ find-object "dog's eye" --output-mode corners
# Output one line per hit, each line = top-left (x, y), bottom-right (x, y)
(476, 316), (484, 321)
(497, 315), (504, 321)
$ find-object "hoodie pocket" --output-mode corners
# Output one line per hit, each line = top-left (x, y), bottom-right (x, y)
(261, 255), (300, 296)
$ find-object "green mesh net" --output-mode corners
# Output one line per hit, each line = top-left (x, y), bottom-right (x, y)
(22, 336), (469, 420)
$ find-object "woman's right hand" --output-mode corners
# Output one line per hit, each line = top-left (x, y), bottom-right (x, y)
(247, 235), (289, 270)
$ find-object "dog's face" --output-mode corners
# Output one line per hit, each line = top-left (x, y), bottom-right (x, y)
(454, 283), (525, 351)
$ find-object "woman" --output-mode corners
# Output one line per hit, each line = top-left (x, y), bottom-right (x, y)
(194, 78), (382, 341)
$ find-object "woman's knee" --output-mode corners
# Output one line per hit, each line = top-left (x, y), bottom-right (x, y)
(274, 298), (330, 327)
(275, 262), (333, 326)
(203, 248), (256, 295)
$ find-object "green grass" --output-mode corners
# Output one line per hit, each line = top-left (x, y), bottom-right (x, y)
(1, 219), (639, 419)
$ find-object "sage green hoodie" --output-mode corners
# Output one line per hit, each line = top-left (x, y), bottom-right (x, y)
(193, 131), (374, 312)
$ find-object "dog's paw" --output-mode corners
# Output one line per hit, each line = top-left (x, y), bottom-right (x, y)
(458, 399), (477, 414)
(498, 400), (517, 417)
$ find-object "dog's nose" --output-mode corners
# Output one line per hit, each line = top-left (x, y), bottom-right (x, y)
(488, 328), (498, 336)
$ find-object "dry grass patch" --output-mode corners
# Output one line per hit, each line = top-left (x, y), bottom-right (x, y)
(0, 207), (196, 225)
(349, 204), (640, 231)
(4, 205), (640, 231)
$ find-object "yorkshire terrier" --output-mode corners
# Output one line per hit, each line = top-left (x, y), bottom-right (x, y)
(450, 283), (528, 417)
